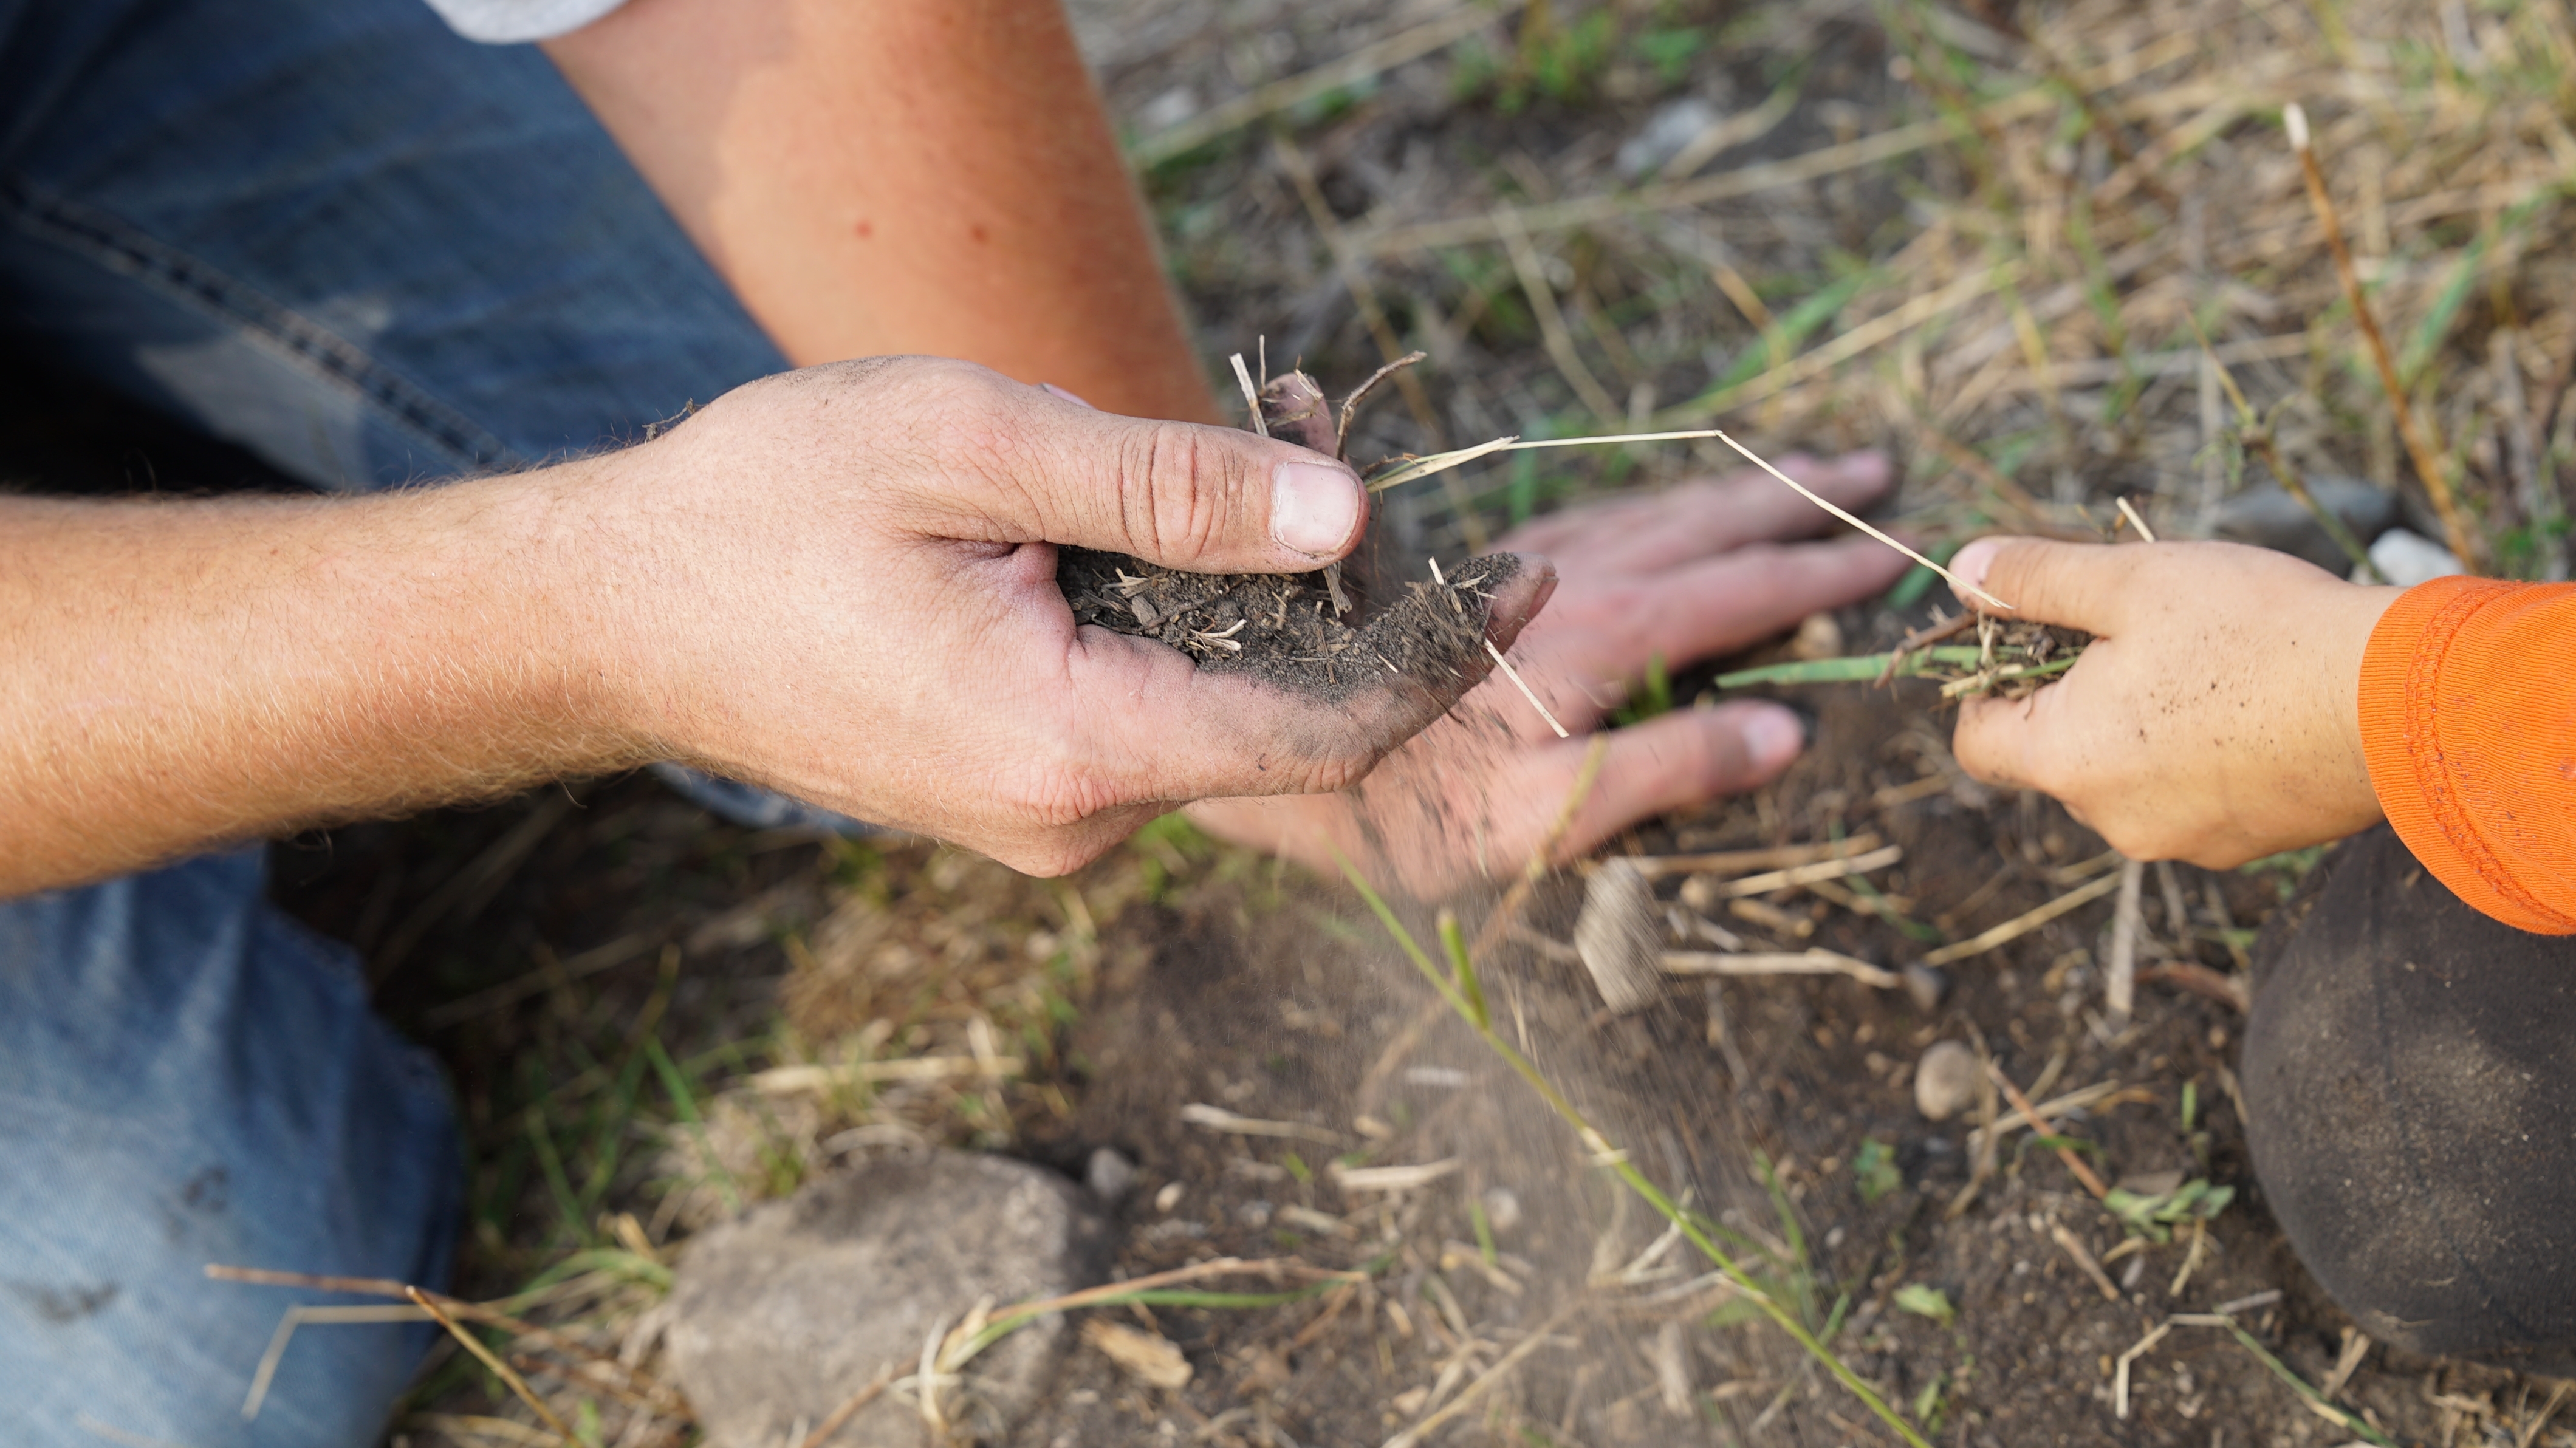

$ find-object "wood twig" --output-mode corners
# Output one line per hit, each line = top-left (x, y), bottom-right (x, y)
(1986, 1064), (2111, 1200)
(797, 1369), (896, 1448)
(2284, 103), (2478, 566)
(1917, 870), (2123, 968)
(406, 1286), (578, 1447)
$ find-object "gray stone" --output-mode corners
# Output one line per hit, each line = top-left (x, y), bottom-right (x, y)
(1617, 95), (1722, 180)
(1914, 1040), (1980, 1122)
(1083, 1146), (1136, 1206)
(2365, 527), (2465, 586)
(668, 1150), (1108, 1448)
(2210, 475), (2398, 574)
(1901, 963), (1949, 1014)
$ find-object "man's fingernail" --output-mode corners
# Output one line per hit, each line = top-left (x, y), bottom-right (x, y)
(1742, 706), (1804, 773)
(1040, 382), (1098, 409)
(1273, 460), (1362, 556)
(1950, 537), (2003, 591)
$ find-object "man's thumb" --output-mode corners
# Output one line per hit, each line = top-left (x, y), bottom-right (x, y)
(1948, 536), (2134, 633)
(1036, 392), (1367, 573)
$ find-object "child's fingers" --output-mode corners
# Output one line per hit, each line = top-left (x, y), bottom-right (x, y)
(1950, 537), (2146, 632)
(1950, 689), (2059, 797)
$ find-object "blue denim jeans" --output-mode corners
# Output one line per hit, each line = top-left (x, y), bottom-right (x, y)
(0, 0), (786, 1441)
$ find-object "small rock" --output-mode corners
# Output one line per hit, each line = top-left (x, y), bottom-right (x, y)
(1481, 1187), (1523, 1235)
(1789, 612), (1845, 661)
(1081, 1319), (1191, 1390)
(1914, 1040), (1979, 1122)
(1085, 1146), (1137, 1205)
(1616, 95), (1722, 179)
(1902, 963), (1949, 1014)
(2211, 475), (2398, 574)
(667, 1150), (1108, 1448)
(1136, 85), (1198, 134)
(2362, 527), (2465, 587)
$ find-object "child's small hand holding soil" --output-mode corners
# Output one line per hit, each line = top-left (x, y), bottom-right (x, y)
(1947, 536), (2400, 867)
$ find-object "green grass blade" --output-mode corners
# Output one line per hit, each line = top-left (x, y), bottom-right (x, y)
(643, 1034), (743, 1213)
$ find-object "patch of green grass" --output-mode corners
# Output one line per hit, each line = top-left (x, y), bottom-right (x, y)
(2105, 1177), (2234, 1243)
(1630, 25), (1707, 88)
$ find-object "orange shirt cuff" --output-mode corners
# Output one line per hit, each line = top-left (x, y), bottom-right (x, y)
(2357, 576), (2576, 935)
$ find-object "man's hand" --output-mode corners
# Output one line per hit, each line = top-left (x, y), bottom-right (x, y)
(595, 359), (1544, 873)
(1947, 536), (2400, 867)
(0, 358), (1543, 896)
(1190, 454), (1911, 894)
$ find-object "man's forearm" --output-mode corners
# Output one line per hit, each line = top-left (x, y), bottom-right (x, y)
(0, 474), (642, 896)
(545, 0), (1219, 423)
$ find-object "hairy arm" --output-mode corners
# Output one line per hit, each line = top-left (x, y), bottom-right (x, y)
(4, 360), (1522, 901)
(0, 471), (639, 895)
(542, 0), (1218, 422)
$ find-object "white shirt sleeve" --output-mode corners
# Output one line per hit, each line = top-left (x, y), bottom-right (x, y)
(419, 0), (629, 43)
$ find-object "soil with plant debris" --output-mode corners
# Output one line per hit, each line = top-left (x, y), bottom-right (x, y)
(984, 656), (2441, 1448)
(1057, 544), (1521, 702)
(1060, 363), (1529, 702)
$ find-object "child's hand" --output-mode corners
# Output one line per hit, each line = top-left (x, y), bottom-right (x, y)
(1947, 537), (2401, 867)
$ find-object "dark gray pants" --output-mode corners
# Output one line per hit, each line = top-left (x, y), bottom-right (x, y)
(2245, 825), (2576, 1375)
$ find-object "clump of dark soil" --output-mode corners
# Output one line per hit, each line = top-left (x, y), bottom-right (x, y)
(1057, 545), (1521, 702)
(1057, 361), (1523, 703)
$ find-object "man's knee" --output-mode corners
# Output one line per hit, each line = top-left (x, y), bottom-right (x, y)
(0, 852), (461, 1445)
(2242, 825), (2576, 1373)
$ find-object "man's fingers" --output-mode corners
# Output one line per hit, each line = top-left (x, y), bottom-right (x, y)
(1500, 451), (1894, 574)
(1948, 536), (2143, 630)
(1015, 377), (1369, 573)
(1476, 704), (1807, 868)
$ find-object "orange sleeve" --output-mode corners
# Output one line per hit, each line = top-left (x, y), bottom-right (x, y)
(2357, 576), (2576, 934)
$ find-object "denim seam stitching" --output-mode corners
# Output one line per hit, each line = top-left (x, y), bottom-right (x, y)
(0, 174), (518, 475)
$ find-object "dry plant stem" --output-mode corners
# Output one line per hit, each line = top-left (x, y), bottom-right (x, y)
(2106, 858), (2145, 1020)
(2249, 433), (2386, 582)
(2050, 1223), (2125, 1302)
(1713, 432), (2012, 610)
(1266, 137), (1488, 548)
(1623, 832), (1883, 879)
(1130, 4), (1517, 166)
(1984, 1064), (2111, 1200)
(1229, 353), (1269, 438)
(797, 1371), (896, 1448)
(405, 1286), (579, 1447)
(206, 1265), (671, 1402)
(1334, 851), (1932, 1447)
(1482, 639), (1569, 739)
(2285, 103), (2479, 566)
(2115, 496), (2157, 542)
(1383, 1302), (1580, 1448)
(1495, 205), (1622, 421)
(949, 1258), (1360, 1367)
(2191, 322), (2388, 581)
(1336, 350), (1432, 459)
(1918, 870), (2121, 968)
